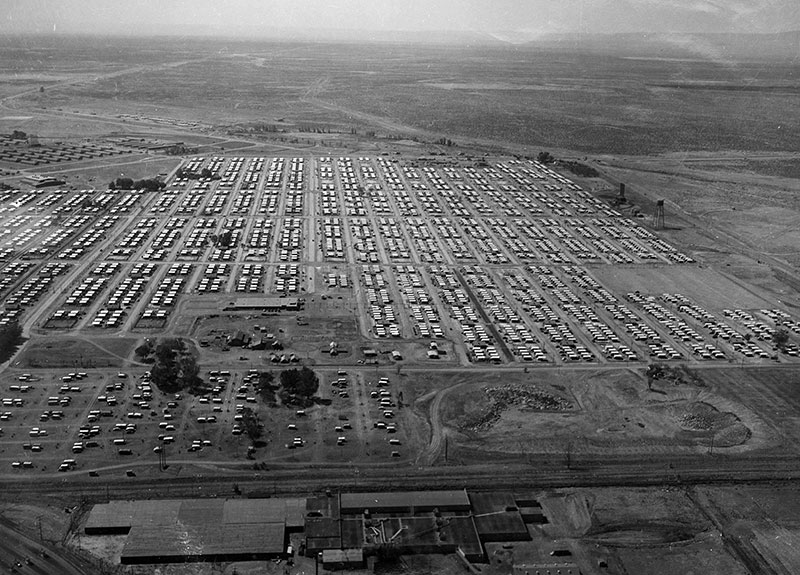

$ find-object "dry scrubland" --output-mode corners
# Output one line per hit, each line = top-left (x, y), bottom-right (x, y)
(3, 36), (799, 156)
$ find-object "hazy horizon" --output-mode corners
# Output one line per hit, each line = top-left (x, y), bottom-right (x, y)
(4, 0), (800, 43)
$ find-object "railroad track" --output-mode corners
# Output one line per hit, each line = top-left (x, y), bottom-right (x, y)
(2, 453), (798, 502)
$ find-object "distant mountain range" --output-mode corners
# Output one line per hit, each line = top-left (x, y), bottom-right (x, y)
(9, 27), (800, 61)
(522, 31), (800, 60)
(212, 27), (800, 60)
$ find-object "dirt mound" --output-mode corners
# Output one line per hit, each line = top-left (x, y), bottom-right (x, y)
(586, 521), (700, 547)
(671, 401), (751, 448)
(712, 422), (751, 447)
(676, 402), (738, 431)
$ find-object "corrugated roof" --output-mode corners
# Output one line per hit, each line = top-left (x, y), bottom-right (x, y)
(178, 499), (224, 525)
(86, 498), (305, 534)
(223, 498), (306, 527)
(122, 523), (285, 560)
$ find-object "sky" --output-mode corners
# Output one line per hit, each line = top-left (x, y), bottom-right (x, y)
(3, 0), (800, 41)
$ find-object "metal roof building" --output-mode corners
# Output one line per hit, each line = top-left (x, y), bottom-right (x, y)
(84, 498), (304, 564)
(339, 489), (471, 514)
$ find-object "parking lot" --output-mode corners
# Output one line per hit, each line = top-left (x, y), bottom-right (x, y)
(0, 366), (412, 474)
(0, 152), (798, 475)
(0, 155), (797, 366)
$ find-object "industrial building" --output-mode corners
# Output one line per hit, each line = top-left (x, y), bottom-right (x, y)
(306, 489), (538, 563)
(84, 498), (305, 564)
(83, 490), (547, 566)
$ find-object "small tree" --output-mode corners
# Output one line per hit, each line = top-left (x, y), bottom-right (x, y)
(134, 339), (154, 360)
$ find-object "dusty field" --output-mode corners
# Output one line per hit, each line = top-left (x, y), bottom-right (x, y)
(590, 265), (776, 311)
(15, 336), (139, 368)
(5, 36), (800, 157)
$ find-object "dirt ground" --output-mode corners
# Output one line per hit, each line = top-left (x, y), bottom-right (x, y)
(590, 265), (777, 312)
(436, 368), (772, 460)
(15, 336), (140, 368)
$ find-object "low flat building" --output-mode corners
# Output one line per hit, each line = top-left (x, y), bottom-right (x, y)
(224, 297), (300, 312)
(21, 174), (64, 187)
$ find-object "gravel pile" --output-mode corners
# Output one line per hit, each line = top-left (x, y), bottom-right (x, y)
(679, 412), (714, 431)
(459, 384), (572, 432)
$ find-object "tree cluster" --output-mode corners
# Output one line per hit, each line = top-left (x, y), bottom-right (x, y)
(0, 321), (23, 363)
(254, 372), (277, 405)
(537, 151), (555, 164)
(108, 177), (165, 191)
(232, 123), (280, 134)
(9, 130), (27, 140)
(163, 144), (198, 156)
(298, 124), (335, 133)
(773, 327), (790, 351)
(175, 167), (219, 180)
(240, 406), (263, 444)
(141, 338), (202, 394)
(645, 363), (700, 389)
(278, 367), (319, 407)
(209, 230), (235, 248)
(559, 160), (599, 178)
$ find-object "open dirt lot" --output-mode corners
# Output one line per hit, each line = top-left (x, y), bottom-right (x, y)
(434, 367), (777, 463)
(590, 265), (776, 311)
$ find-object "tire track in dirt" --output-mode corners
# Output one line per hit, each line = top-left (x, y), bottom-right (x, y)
(417, 382), (467, 466)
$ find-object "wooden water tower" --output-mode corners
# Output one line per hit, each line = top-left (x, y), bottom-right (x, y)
(654, 199), (665, 229)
